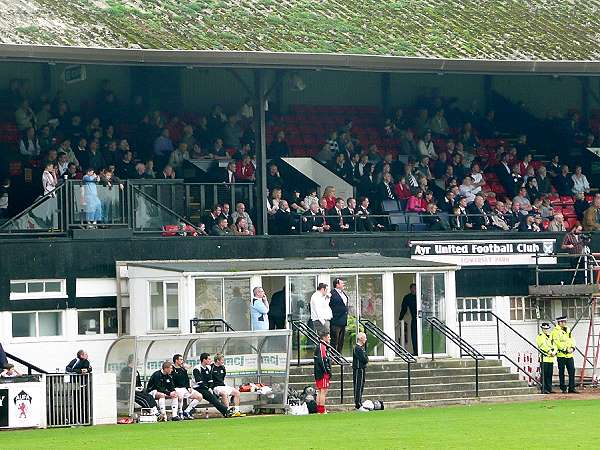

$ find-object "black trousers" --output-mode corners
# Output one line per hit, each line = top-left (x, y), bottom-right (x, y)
(135, 391), (157, 409)
(541, 362), (554, 393)
(194, 388), (229, 416)
(557, 357), (575, 392)
(409, 318), (418, 355)
(353, 368), (366, 409)
(330, 324), (346, 354)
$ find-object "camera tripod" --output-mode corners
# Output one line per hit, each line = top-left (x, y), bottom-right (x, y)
(571, 245), (600, 285)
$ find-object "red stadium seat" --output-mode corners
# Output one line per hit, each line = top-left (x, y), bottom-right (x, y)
(561, 196), (575, 205)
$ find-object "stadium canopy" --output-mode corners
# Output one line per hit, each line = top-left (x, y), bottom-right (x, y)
(2, 0), (600, 74)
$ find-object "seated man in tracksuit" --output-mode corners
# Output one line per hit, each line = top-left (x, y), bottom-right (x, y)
(146, 361), (179, 421)
(192, 352), (233, 417)
(212, 353), (244, 417)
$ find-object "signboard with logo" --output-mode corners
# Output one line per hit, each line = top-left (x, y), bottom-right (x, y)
(410, 239), (556, 266)
(0, 380), (44, 429)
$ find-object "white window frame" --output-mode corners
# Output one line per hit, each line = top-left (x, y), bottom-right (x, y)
(457, 297), (494, 323)
(11, 311), (64, 339)
(561, 298), (592, 320)
(511, 296), (553, 322)
(149, 281), (180, 332)
(10, 279), (67, 300)
(77, 308), (118, 336)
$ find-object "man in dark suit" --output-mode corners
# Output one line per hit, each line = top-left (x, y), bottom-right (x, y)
(398, 283), (418, 355)
(203, 205), (221, 231)
(467, 195), (491, 230)
(342, 197), (357, 232)
(210, 217), (230, 236)
(329, 278), (349, 353)
(302, 202), (326, 232)
(421, 203), (448, 231)
(376, 172), (397, 207)
(495, 153), (514, 195)
(327, 198), (350, 232)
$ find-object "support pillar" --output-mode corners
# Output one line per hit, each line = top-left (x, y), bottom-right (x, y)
(254, 70), (268, 235)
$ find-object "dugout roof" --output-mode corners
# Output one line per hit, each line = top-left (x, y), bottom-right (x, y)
(2, 1), (600, 74)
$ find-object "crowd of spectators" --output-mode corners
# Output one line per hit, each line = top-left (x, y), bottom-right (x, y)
(1, 78), (600, 234)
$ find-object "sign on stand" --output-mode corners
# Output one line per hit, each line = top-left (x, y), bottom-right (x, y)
(410, 239), (556, 266)
(0, 377), (45, 429)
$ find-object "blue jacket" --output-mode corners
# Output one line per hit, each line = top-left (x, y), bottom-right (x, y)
(251, 297), (270, 330)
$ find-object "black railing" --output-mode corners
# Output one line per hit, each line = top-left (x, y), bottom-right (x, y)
(5, 351), (48, 375)
(288, 317), (351, 404)
(426, 316), (485, 397)
(359, 318), (416, 400)
(457, 310), (543, 391)
(189, 318), (236, 333)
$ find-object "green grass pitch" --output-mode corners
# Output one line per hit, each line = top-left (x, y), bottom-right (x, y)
(1, 400), (600, 449)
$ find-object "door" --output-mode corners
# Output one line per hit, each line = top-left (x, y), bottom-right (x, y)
(287, 275), (317, 359)
(418, 272), (447, 356)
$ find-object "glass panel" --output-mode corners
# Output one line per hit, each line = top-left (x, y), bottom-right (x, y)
(330, 275), (357, 358)
(166, 283), (179, 328)
(224, 278), (251, 331)
(39, 311), (62, 336)
(150, 281), (164, 330)
(132, 187), (187, 232)
(71, 180), (125, 225)
(358, 274), (384, 356)
(289, 275), (317, 360)
(44, 281), (62, 293)
(195, 278), (223, 325)
(103, 309), (118, 334)
(10, 282), (26, 294)
(12, 312), (36, 337)
(78, 310), (101, 335)
(1, 193), (60, 232)
(420, 273), (446, 354)
(28, 282), (44, 293)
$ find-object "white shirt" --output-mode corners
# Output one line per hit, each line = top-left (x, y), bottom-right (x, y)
(572, 174), (590, 194)
(335, 288), (349, 305)
(310, 291), (332, 324)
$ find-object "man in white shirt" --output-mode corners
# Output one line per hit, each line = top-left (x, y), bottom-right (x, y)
(310, 283), (332, 334)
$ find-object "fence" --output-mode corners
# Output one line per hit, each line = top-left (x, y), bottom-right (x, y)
(46, 373), (93, 427)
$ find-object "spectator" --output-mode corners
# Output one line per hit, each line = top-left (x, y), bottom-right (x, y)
(0, 363), (21, 378)
(526, 177), (540, 201)
(66, 349), (92, 373)
(272, 199), (298, 235)
(574, 192), (589, 221)
(422, 202), (448, 231)
(394, 176), (412, 204)
(513, 187), (533, 212)
(116, 150), (136, 179)
(399, 129), (418, 157)
(231, 202), (255, 234)
(548, 213), (567, 232)
(19, 127), (41, 158)
(322, 186), (337, 210)
(310, 283), (332, 334)
(219, 202), (232, 226)
(229, 217), (251, 235)
(210, 216), (230, 236)
(327, 197), (350, 232)
(414, 156), (433, 180)
(56, 152), (69, 178)
(222, 114), (243, 149)
(42, 162), (58, 195)
(406, 189), (427, 213)
(0, 178), (10, 218)
(235, 154), (255, 181)
(250, 287), (270, 330)
(159, 165), (176, 180)
(536, 166), (552, 195)
(458, 176), (477, 204)
(267, 130), (289, 159)
(540, 197), (553, 219)
(554, 164), (574, 196)
(356, 196), (384, 231)
(547, 154), (561, 179)
(519, 213), (536, 232)
(15, 99), (36, 130)
(58, 139), (80, 168)
(450, 152), (466, 181)
(429, 109), (449, 137)
(449, 205), (466, 230)
(266, 164), (284, 191)
(153, 128), (174, 167)
(316, 143), (335, 165)
(467, 195), (491, 230)
(519, 153), (533, 176)
(490, 201), (510, 231)
(203, 205), (222, 230)
(456, 196), (473, 229)
(432, 151), (448, 178)
(358, 163), (377, 200)
(417, 131), (436, 159)
(168, 142), (190, 169)
(238, 97), (254, 122)
(583, 194), (600, 231)
(377, 172), (396, 205)
(303, 201), (327, 233)
(571, 165), (590, 195)
(330, 153), (349, 180)
(495, 153), (514, 195)
(439, 189), (456, 214)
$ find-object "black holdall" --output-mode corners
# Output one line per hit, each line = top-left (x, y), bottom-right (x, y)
(372, 400), (384, 411)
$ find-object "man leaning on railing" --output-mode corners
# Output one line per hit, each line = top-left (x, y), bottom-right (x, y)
(66, 349), (92, 374)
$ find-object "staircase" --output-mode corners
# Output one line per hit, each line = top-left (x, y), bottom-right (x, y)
(289, 358), (541, 410)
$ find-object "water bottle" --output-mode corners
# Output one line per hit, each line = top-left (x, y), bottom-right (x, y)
(204, 408), (209, 419)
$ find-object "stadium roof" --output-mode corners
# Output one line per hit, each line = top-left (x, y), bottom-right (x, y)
(2, 1), (600, 73)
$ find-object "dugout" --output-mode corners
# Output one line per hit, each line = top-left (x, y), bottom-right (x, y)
(104, 330), (291, 416)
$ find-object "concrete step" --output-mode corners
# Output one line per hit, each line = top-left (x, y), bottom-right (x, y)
(289, 365), (512, 382)
(325, 386), (540, 403)
(326, 393), (545, 411)
(289, 372), (519, 387)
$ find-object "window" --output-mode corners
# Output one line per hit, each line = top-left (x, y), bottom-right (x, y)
(193, 277), (253, 331)
(457, 297), (493, 322)
(150, 282), (179, 331)
(12, 311), (62, 338)
(10, 279), (66, 300)
(511, 297), (553, 321)
(561, 298), (590, 320)
(78, 309), (118, 335)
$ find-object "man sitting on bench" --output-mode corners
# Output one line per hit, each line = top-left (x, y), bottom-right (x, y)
(212, 353), (244, 417)
(192, 352), (233, 418)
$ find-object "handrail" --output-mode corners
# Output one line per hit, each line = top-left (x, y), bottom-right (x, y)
(426, 316), (484, 397)
(288, 317), (350, 404)
(457, 310), (542, 390)
(359, 318), (415, 401)
(189, 318), (236, 333)
(5, 351), (48, 375)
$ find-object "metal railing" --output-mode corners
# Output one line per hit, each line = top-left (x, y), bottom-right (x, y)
(457, 311), (543, 391)
(189, 318), (236, 333)
(359, 318), (416, 400)
(288, 318), (351, 404)
(5, 351), (48, 375)
(426, 316), (485, 397)
(46, 373), (93, 427)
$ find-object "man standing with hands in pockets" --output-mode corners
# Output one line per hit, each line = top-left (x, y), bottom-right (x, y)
(251, 286), (270, 330)
(329, 278), (349, 353)
(310, 283), (332, 334)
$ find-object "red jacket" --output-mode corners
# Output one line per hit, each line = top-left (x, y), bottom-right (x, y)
(395, 182), (412, 200)
(406, 196), (426, 212)
(235, 161), (255, 181)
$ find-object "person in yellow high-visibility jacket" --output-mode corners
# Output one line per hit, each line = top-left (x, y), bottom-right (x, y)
(551, 316), (577, 394)
(536, 323), (557, 394)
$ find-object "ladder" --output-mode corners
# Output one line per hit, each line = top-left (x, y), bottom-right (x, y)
(579, 269), (600, 387)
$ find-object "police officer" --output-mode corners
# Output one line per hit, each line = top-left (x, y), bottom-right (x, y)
(551, 316), (577, 394)
(536, 323), (557, 394)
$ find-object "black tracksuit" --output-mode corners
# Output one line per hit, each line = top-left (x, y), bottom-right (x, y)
(353, 344), (369, 409)
(66, 357), (92, 374)
(211, 364), (227, 387)
(192, 364), (229, 416)
(146, 369), (176, 395)
(172, 366), (191, 389)
(119, 366), (157, 409)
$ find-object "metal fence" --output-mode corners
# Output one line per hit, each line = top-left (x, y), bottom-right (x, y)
(46, 373), (93, 427)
